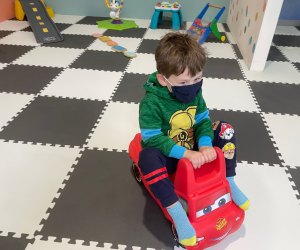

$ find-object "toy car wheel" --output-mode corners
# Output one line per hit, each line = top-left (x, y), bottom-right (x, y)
(131, 162), (142, 183)
(171, 224), (185, 248)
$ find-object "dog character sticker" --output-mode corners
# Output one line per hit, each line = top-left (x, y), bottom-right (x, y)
(222, 142), (235, 160)
(219, 123), (234, 140)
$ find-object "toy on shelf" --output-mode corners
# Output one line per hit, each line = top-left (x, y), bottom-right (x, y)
(15, 0), (63, 44)
(129, 133), (245, 249)
(150, 1), (183, 30)
(98, 0), (138, 30)
(92, 33), (137, 58)
(187, 3), (226, 44)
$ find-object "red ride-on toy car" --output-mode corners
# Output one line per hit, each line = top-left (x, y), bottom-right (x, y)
(128, 133), (245, 249)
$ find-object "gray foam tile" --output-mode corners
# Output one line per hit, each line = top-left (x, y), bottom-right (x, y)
(204, 58), (244, 80)
(232, 44), (243, 59)
(0, 233), (33, 250)
(70, 50), (130, 71)
(42, 34), (95, 49)
(112, 73), (148, 103)
(38, 149), (175, 249)
(272, 35), (300, 47)
(0, 44), (34, 63)
(205, 32), (229, 43)
(103, 28), (147, 38)
(287, 167), (300, 200)
(209, 109), (282, 165)
(76, 16), (107, 25)
(223, 23), (230, 32)
(293, 62), (300, 71)
(250, 81), (300, 116)
(0, 30), (13, 39)
(0, 96), (106, 146)
(267, 46), (288, 62)
(0, 64), (62, 94)
(137, 39), (160, 54)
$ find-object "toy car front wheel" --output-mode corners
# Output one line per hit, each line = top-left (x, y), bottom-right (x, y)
(131, 162), (142, 183)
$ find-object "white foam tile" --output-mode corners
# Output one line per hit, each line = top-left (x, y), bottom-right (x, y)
(0, 20), (29, 31)
(208, 163), (300, 250)
(262, 113), (300, 167)
(143, 28), (174, 40)
(0, 31), (39, 46)
(0, 141), (81, 235)
(13, 47), (84, 68)
(125, 18), (151, 28)
(41, 68), (122, 101)
(88, 37), (142, 52)
(203, 78), (259, 112)
(52, 14), (85, 24)
(0, 93), (34, 130)
(239, 60), (300, 84)
(62, 24), (106, 36)
(26, 239), (124, 250)
(185, 22), (193, 30)
(126, 53), (156, 74)
(225, 32), (237, 44)
(0, 63), (7, 70)
(217, 23), (226, 33)
(274, 26), (300, 36)
(202, 43), (236, 59)
(87, 101), (139, 151)
(278, 46), (300, 63)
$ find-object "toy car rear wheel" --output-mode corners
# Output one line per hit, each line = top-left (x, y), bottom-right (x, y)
(131, 162), (142, 183)
(171, 224), (185, 248)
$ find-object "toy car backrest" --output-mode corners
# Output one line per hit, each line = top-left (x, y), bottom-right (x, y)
(174, 147), (226, 197)
(128, 133), (142, 164)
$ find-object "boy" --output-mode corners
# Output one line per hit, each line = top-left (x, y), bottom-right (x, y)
(138, 32), (249, 247)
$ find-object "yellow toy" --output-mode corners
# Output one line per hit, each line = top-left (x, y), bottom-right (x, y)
(15, 0), (55, 21)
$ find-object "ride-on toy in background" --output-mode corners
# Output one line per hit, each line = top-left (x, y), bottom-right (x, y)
(15, 0), (63, 44)
(129, 133), (245, 249)
(187, 3), (226, 44)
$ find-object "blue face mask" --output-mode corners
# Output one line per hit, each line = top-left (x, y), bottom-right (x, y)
(171, 80), (203, 104)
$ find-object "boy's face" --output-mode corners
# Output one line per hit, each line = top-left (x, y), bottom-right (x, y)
(158, 68), (203, 92)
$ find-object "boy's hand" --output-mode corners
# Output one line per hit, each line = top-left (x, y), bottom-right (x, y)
(199, 146), (217, 163)
(183, 150), (206, 169)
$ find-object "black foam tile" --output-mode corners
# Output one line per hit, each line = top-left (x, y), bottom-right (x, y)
(267, 46), (287, 62)
(272, 35), (300, 47)
(250, 81), (300, 116)
(22, 23), (72, 33)
(293, 62), (300, 71)
(296, 26), (300, 31)
(0, 96), (106, 146)
(112, 73), (148, 103)
(232, 44), (243, 59)
(223, 23), (230, 32)
(137, 39), (160, 54)
(38, 149), (175, 249)
(0, 30), (13, 39)
(76, 16), (107, 25)
(287, 167), (300, 200)
(42, 34), (95, 49)
(0, 64), (62, 94)
(0, 233), (33, 250)
(0, 44), (34, 63)
(209, 110), (282, 165)
(204, 58), (244, 80)
(205, 32), (229, 43)
(103, 28), (147, 38)
(70, 50), (130, 71)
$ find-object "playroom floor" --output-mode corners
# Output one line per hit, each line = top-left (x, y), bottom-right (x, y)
(0, 15), (300, 250)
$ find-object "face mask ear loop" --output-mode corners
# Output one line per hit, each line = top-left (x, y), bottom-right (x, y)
(163, 76), (173, 93)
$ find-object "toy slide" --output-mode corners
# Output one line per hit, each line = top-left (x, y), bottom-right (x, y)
(16, 0), (63, 44)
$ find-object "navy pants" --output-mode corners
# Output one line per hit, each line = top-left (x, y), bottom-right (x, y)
(138, 121), (237, 207)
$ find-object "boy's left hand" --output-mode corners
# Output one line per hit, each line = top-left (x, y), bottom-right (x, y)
(199, 146), (217, 164)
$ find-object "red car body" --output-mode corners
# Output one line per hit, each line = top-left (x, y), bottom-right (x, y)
(129, 133), (245, 249)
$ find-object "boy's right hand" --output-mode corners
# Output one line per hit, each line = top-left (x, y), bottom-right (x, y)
(183, 150), (206, 169)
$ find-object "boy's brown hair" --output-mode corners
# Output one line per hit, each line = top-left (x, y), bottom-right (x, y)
(155, 32), (207, 78)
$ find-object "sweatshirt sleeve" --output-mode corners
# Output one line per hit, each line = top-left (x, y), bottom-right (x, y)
(139, 96), (186, 158)
(194, 94), (214, 148)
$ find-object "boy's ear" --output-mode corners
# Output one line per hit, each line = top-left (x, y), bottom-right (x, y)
(156, 73), (167, 86)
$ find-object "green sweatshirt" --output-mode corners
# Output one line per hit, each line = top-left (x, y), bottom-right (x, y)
(139, 72), (213, 159)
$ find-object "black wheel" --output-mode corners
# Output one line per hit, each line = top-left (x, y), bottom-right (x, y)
(171, 224), (187, 249)
(131, 162), (142, 183)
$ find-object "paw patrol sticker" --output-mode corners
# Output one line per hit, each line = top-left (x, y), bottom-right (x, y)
(222, 142), (235, 160)
(219, 123), (234, 140)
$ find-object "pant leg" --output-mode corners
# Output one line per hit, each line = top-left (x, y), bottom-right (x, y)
(138, 147), (179, 207)
(212, 121), (236, 177)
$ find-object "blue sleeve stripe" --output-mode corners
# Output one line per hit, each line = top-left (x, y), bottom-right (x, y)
(195, 110), (209, 124)
(169, 145), (186, 159)
(198, 135), (212, 148)
(141, 129), (162, 141)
